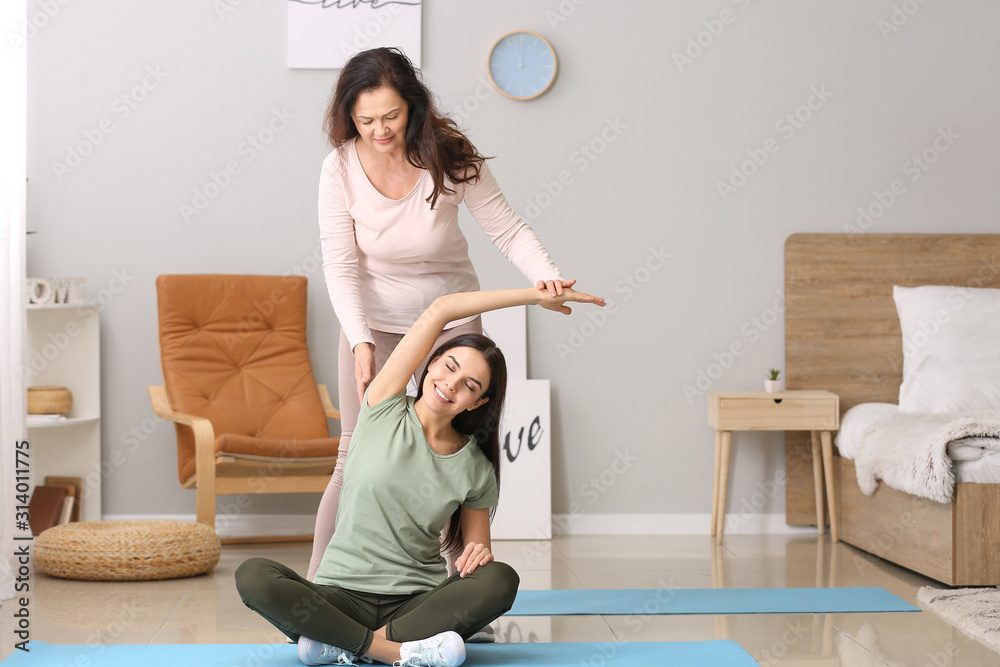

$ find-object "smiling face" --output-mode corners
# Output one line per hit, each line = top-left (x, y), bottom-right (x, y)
(420, 346), (491, 418)
(351, 86), (409, 155)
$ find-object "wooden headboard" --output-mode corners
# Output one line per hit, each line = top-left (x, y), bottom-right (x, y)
(784, 234), (1000, 525)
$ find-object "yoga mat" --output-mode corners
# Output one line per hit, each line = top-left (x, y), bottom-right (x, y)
(1, 640), (761, 667)
(507, 587), (919, 616)
(470, 640), (760, 666)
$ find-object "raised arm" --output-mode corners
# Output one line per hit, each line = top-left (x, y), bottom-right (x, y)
(364, 286), (605, 406)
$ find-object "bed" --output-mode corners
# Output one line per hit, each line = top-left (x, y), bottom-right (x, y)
(784, 233), (1000, 586)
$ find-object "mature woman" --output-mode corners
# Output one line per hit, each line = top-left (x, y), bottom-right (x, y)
(311, 47), (568, 579)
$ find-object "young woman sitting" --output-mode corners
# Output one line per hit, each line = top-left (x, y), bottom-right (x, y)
(236, 284), (605, 666)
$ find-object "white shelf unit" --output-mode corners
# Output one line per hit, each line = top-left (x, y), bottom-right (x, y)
(25, 302), (102, 521)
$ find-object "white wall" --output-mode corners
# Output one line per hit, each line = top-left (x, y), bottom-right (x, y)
(22, 1), (1000, 530)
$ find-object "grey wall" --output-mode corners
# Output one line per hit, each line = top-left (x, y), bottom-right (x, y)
(25, 1), (1000, 527)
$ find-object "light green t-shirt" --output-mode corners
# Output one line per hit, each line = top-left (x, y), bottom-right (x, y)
(314, 390), (499, 594)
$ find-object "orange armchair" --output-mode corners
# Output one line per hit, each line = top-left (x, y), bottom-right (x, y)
(149, 274), (340, 541)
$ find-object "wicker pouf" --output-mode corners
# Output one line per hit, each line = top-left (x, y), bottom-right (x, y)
(34, 521), (221, 581)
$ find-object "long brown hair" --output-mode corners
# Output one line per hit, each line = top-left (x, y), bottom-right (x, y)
(324, 47), (486, 209)
(415, 334), (507, 557)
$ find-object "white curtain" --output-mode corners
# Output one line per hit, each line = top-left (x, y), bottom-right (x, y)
(1, 0), (29, 602)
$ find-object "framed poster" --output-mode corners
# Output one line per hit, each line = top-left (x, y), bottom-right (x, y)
(287, 0), (422, 69)
(481, 305), (527, 380)
(490, 379), (551, 540)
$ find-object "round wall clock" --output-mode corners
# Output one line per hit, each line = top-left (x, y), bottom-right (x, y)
(488, 31), (557, 101)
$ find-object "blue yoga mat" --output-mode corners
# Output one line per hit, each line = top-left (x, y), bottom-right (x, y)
(470, 640), (760, 666)
(507, 587), (918, 615)
(1, 640), (761, 666)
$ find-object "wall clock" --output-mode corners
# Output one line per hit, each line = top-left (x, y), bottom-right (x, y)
(488, 31), (557, 101)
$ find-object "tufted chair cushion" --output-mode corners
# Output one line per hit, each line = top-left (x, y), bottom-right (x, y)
(156, 275), (338, 484)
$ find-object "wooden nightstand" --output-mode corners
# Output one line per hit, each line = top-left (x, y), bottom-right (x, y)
(709, 390), (840, 544)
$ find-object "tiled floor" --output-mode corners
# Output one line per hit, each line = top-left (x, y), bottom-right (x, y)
(2, 534), (997, 665)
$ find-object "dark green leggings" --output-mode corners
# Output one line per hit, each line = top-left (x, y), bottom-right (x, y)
(235, 558), (519, 657)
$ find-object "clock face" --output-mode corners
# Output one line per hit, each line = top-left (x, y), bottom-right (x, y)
(488, 31), (557, 101)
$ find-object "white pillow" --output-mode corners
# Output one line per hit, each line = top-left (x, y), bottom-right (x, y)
(893, 285), (1000, 413)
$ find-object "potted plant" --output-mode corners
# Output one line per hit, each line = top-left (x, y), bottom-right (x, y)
(765, 368), (782, 393)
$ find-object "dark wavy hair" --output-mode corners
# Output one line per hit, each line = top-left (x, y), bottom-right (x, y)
(415, 334), (507, 557)
(324, 47), (486, 209)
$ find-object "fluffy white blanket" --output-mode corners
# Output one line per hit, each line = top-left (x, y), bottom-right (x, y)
(855, 411), (1000, 503)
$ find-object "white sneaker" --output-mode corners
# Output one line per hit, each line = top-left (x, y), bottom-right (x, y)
(297, 635), (365, 665)
(394, 630), (466, 667)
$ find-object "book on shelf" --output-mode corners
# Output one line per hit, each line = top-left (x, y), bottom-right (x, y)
(57, 496), (75, 525)
(28, 485), (68, 535)
(45, 476), (82, 522)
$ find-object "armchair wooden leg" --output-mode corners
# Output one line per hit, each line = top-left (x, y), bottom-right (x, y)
(196, 480), (216, 529)
(195, 437), (217, 531)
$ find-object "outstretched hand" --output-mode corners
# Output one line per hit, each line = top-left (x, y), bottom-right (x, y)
(538, 283), (606, 315)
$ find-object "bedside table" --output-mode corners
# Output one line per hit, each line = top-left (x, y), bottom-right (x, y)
(709, 390), (840, 544)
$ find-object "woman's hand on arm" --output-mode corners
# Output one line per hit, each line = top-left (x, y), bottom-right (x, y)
(353, 342), (376, 405)
(536, 279), (576, 297)
(456, 507), (493, 578)
(435, 284), (605, 323)
(538, 284), (605, 315)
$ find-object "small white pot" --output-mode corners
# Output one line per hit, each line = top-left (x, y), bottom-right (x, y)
(764, 380), (782, 393)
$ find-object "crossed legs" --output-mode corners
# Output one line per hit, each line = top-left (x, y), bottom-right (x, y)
(236, 557), (518, 663)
